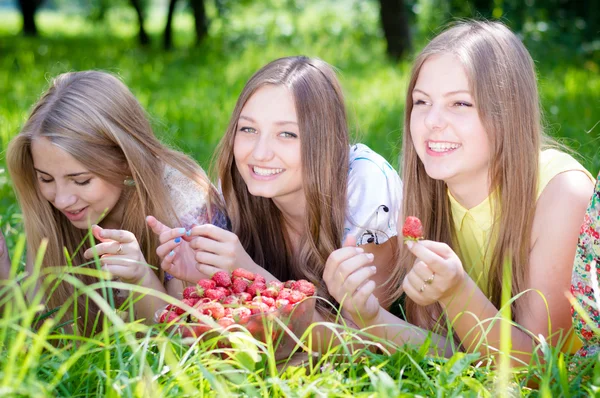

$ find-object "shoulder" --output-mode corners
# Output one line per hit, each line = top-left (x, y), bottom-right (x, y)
(537, 149), (593, 197)
(345, 144), (403, 245)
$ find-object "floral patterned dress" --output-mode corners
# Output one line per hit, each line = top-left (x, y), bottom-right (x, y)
(571, 172), (600, 358)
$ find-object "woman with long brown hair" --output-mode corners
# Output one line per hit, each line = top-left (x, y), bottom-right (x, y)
(324, 20), (595, 362)
(150, 56), (402, 331)
(4, 70), (222, 335)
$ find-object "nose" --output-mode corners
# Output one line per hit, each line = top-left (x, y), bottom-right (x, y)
(251, 133), (274, 162)
(53, 185), (78, 210)
(424, 104), (447, 131)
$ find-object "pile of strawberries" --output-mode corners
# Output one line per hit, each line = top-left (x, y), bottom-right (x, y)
(157, 268), (316, 335)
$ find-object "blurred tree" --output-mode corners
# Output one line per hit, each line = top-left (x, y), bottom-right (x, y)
(17, 0), (42, 36)
(129, 0), (149, 45)
(164, 0), (208, 50)
(378, 0), (411, 60)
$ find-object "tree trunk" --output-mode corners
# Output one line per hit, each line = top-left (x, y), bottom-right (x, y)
(190, 0), (208, 46)
(164, 0), (179, 50)
(129, 0), (149, 45)
(18, 0), (40, 36)
(378, 0), (411, 61)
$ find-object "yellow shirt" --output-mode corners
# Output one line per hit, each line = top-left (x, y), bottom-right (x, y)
(448, 149), (593, 352)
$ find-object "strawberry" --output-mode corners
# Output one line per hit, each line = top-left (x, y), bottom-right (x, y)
(275, 298), (290, 309)
(277, 288), (293, 301)
(254, 275), (266, 284)
(205, 288), (227, 301)
(402, 216), (423, 242)
(248, 301), (271, 315)
(183, 286), (202, 299)
(231, 277), (250, 294)
(173, 298), (196, 315)
(218, 317), (235, 328)
(237, 292), (252, 303)
(199, 301), (225, 320)
(197, 279), (216, 290)
(288, 290), (306, 304)
(247, 281), (266, 297)
(159, 310), (179, 323)
(212, 271), (232, 287)
(291, 280), (316, 297)
(262, 286), (280, 299)
(232, 268), (255, 281)
(268, 281), (284, 291)
(215, 286), (231, 296)
(232, 307), (252, 324)
(284, 280), (295, 289)
(252, 296), (275, 307)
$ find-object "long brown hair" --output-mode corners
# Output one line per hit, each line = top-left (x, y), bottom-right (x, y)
(7, 71), (220, 335)
(215, 56), (349, 314)
(395, 21), (548, 331)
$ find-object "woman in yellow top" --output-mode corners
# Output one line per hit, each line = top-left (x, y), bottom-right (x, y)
(323, 20), (594, 363)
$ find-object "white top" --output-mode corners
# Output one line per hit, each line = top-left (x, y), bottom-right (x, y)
(344, 144), (403, 245)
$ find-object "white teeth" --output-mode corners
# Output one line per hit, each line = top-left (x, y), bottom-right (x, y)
(428, 142), (461, 152)
(253, 166), (283, 176)
(69, 209), (83, 214)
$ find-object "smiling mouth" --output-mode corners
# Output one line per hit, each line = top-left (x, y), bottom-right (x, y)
(65, 207), (87, 215)
(252, 166), (284, 176)
(428, 141), (461, 153)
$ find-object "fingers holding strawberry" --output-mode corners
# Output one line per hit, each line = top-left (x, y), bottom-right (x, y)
(403, 239), (466, 306)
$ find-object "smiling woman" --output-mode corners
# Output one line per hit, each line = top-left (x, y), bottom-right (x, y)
(4, 71), (223, 335)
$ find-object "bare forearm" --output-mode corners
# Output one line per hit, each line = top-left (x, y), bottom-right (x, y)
(131, 271), (168, 324)
(441, 277), (537, 365)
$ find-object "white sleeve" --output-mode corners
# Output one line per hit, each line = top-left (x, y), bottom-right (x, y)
(343, 145), (403, 245)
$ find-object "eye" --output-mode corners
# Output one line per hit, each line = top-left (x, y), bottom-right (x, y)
(239, 127), (257, 134)
(453, 101), (473, 107)
(414, 99), (427, 106)
(74, 179), (91, 186)
(38, 176), (53, 183)
(279, 131), (297, 139)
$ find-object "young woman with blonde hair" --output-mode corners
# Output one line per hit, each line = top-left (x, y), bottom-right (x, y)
(150, 56), (403, 335)
(3, 70), (222, 334)
(325, 20), (594, 361)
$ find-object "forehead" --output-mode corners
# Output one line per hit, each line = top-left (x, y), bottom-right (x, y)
(30, 137), (88, 173)
(415, 54), (471, 93)
(241, 85), (297, 121)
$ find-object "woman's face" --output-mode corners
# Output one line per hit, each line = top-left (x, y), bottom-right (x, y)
(233, 85), (304, 206)
(31, 137), (124, 229)
(410, 54), (491, 192)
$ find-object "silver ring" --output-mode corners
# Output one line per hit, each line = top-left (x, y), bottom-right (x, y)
(116, 244), (123, 255)
(419, 283), (426, 293)
(425, 273), (435, 285)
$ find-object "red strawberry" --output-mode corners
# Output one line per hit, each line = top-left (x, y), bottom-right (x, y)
(159, 310), (179, 323)
(232, 277), (250, 293)
(248, 301), (270, 315)
(268, 281), (284, 291)
(247, 282), (266, 297)
(402, 216), (423, 242)
(199, 301), (225, 320)
(262, 287), (280, 299)
(221, 295), (240, 306)
(215, 286), (231, 296)
(275, 298), (290, 308)
(232, 307), (252, 324)
(284, 280), (295, 289)
(237, 292), (252, 303)
(197, 279), (216, 290)
(277, 288), (293, 301)
(183, 286), (202, 299)
(212, 271), (232, 287)
(173, 298), (197, 315)
(218, 317), (235, 328)
(232, 268), (255, 281)
(254, 275), (266, 284)
(291, 280), (316, 297)
(205, 288), (227, 301)
(252, 296), (275, 307)
(288, 290), (306, 304)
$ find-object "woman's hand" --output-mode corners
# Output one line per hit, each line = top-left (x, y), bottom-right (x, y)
(146, 215), (206, 283)
(84, 225), (154, 285)
(323, 236), (381, 324)
(402, 240), (466, 306)
(185, 224), (257, 276)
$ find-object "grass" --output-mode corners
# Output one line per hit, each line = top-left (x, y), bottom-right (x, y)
(1, 1), (600, 396)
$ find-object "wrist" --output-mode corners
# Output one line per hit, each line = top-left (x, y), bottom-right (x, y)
(439, 272), (472, 309)
(352, 304), (382, 329)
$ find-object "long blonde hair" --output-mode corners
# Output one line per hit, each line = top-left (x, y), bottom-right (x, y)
(395, 21), (548, 331)
(215, 56), (349, 314)
(7, 71), (220, 335)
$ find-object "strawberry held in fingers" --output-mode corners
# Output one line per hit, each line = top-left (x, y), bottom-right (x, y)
(402, 216), (424, 242)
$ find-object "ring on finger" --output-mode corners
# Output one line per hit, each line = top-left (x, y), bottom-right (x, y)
(419, 283), (427, 293)
(425, 273), (435, 285)
(116, 244), (123, 255)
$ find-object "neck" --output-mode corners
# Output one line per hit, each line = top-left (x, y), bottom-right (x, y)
(272, 193), (306, 251)
(100, 198), (126, 230)
(446, 172), (491, 210)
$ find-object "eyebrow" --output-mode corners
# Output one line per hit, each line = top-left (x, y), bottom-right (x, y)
(413, 88), (472, 97)
(34, 168), (91, 178)
(238, 115), (298, 126)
